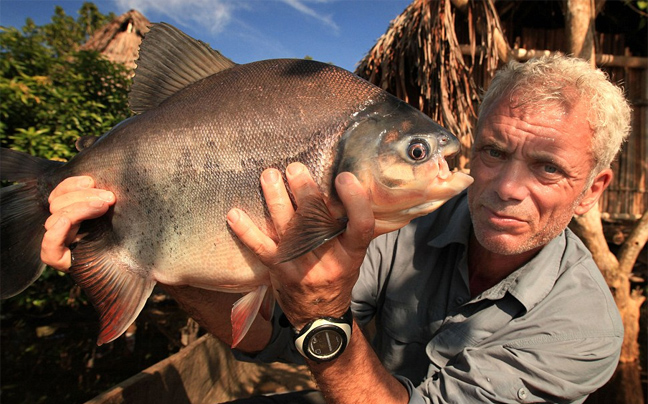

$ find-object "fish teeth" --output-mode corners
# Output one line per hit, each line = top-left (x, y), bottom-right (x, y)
(437, 157), (451, 180)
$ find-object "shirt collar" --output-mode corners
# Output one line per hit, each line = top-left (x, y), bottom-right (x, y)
(428, 191), (568, 311)
(426, 191), (567, 312)
(427, 191), (472, 249)
(507, 231), (566, 311)
(477, 231), (567, 312)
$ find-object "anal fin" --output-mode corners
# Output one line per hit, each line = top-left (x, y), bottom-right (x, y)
(69, 220), (155, 345)
(231, 285), (273, 348)
(259, 286), (275, 322)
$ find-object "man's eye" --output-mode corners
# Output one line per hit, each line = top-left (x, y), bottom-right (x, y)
(485, 148), (504, 159)
(536, 163), (564, 182)
(544, 165), (558, 174)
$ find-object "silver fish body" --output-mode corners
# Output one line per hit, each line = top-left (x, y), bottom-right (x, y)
(0, 23), (472, 346)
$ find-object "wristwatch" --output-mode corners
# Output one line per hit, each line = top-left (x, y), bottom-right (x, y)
(294, 308), (353, 363)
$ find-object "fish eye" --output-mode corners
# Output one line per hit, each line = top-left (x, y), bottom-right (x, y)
(407, 139), (429, 161)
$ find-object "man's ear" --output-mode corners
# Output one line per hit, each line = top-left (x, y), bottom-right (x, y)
(574, 168), (614, 215)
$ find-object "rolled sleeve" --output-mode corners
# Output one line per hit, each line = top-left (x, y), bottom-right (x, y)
(416, 334), (622, 403)
(394, 375), (428, 404)
(232, 306), (306, 365)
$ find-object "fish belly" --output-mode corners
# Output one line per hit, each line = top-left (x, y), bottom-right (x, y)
(60, 127), (275, 292)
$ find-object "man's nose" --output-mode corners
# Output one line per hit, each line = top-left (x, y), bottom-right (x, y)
(492, 162), (531, 202)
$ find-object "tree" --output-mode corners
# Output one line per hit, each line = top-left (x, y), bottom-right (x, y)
(0, 4), (130, 162)
(561, 0), (647, 369)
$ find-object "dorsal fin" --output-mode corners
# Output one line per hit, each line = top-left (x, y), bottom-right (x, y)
(75, 136), (100, 151)
(130, 22), (236, 114)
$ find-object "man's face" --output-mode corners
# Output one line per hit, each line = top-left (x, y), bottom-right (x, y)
(468, 97), (599, 256)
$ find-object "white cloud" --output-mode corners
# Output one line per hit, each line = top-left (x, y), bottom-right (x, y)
(280, 0), (339, 32)
(116, 0), (339, 35)
(115, 0), (241, 34)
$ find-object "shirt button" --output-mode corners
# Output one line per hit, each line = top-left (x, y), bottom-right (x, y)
(517, 387), (528, 401)
(455, 297), (465, 305)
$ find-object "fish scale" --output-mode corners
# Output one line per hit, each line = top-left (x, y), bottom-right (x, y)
(0, 23), (472, 348)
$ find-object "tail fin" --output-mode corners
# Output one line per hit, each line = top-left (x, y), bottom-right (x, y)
(1, 148), (63, 299)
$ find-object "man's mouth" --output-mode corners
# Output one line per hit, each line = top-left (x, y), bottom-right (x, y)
(482, 206), (528, 228)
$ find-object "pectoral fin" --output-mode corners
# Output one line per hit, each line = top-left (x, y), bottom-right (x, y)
(274, 195), (348, 264)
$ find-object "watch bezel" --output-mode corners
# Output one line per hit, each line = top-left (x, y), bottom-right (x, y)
(294, 308), (353, 363)
(298, 324), (349, 362)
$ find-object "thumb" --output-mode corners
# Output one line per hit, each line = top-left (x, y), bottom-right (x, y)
(335, 172), (374, 258)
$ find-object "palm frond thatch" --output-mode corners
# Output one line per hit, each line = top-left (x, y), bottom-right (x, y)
(355, 0), (507, 169)
(81, 9), (151, 71)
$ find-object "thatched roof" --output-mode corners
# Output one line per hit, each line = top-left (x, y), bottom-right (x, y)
(355, 0), (507, 169)
(81, 9), (150, 70)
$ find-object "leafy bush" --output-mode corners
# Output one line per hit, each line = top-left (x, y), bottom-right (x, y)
(0, 3), (131, 161)
(0, 3), (132, 310)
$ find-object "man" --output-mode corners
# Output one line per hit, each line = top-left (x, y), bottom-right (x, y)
(41, 55), (631, 403)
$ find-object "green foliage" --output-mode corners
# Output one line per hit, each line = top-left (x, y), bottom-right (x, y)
(0, 4), (131, 308)
(0, 2), (131, 161)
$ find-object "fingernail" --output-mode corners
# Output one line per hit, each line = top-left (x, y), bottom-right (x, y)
(78, 177), (92, 188)
(286, 163), (303, 176)
(337, 172), (360, 196)
(227, 209), (240, 225)
(262, 169), (279, 184)
(99, 191), (114, 202)
(337, 172), (354, 185)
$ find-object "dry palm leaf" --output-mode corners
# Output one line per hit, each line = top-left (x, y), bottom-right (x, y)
(356, 0), (508, 168)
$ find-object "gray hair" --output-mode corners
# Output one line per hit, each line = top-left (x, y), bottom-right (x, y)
(478, 55), (632, 175)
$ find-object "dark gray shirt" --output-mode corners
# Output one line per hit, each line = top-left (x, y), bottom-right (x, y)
(241, 192), (623, 403)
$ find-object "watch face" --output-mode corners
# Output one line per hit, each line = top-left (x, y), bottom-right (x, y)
(309, 328), (344, 357)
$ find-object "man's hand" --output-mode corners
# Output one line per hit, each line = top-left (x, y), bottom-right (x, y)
(229, 163), (409, 403)
(41, 176), (115, 271)
(227, 162), (375, 329)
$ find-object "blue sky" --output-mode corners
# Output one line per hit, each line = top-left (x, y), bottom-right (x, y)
(0, 0), (411, 71)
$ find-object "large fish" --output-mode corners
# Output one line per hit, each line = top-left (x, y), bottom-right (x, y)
(0, 23), (472, 347)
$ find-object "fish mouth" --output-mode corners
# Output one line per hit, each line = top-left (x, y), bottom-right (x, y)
(369, 155), (473, 235)
(416, 157), (473, 211)
(429, 155), (472, 190)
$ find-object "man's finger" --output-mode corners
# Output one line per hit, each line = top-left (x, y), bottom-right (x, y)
(48, 176), (95, 203)
(227, 208), (278, 262)
(42, 196), (115, 270)
(285, 162), (321, 207)
(260, 168), (295, 237)
(41, 216), (74, 271)
(45, 198), (113, 230)
(49, 189), (115, 215)
(335, 172), (375, 257)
